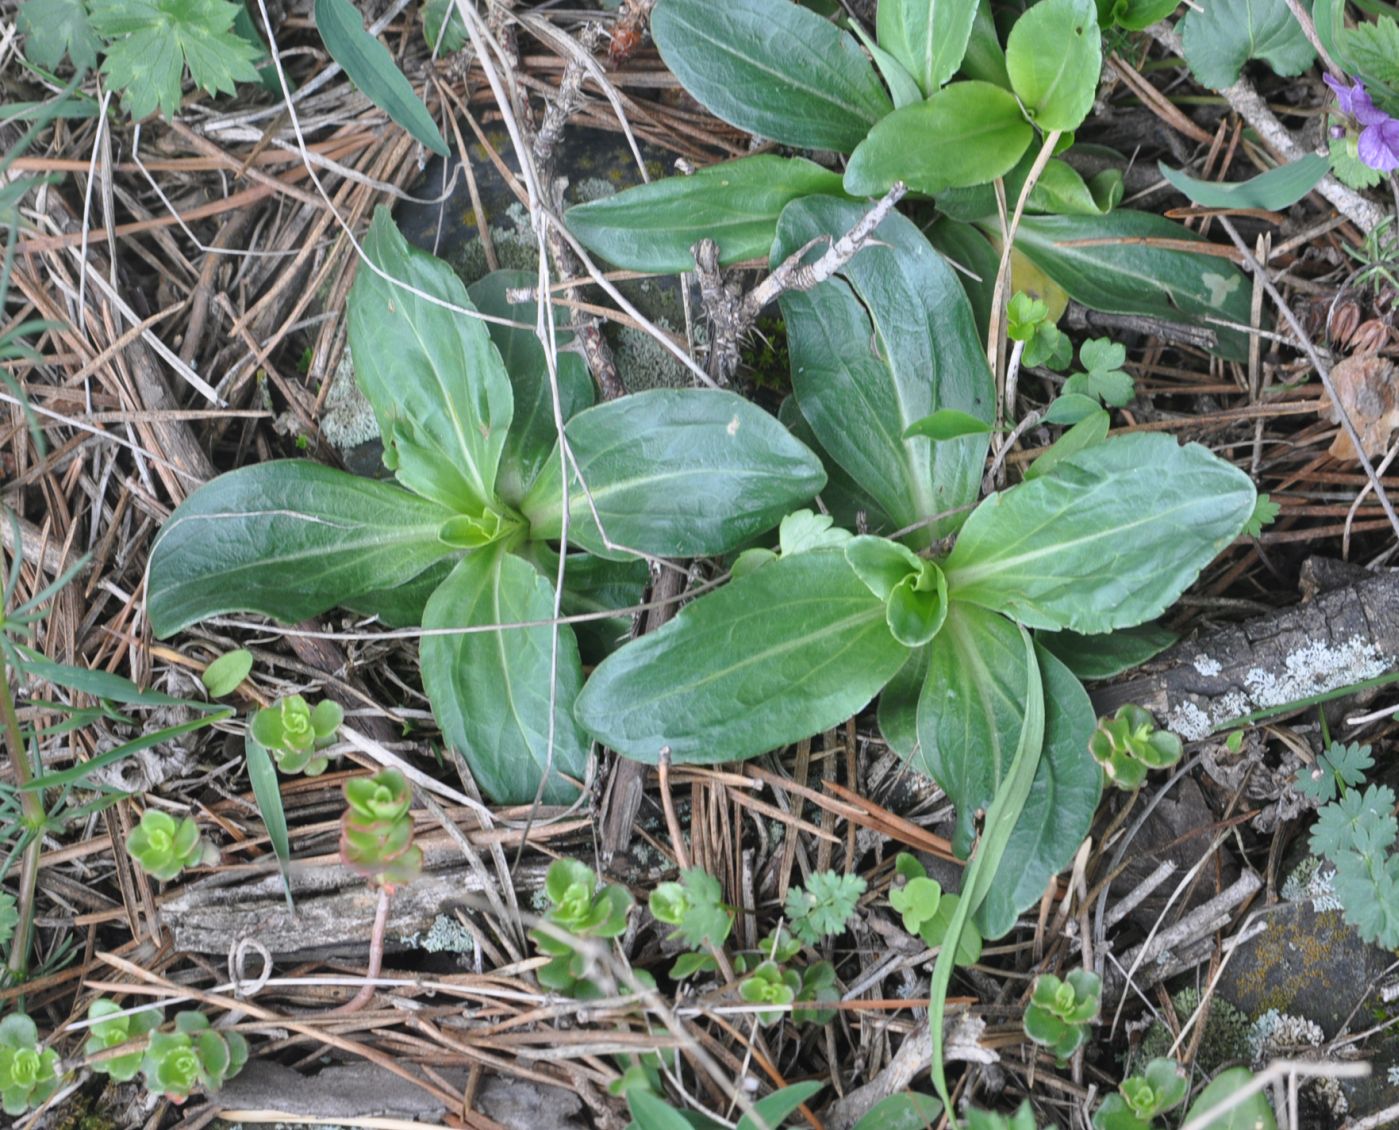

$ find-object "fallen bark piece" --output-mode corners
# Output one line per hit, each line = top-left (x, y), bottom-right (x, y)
(218, 1060), (448, 1122)
(1091, 562), (1399, 740)
(162, 836), (545, 956)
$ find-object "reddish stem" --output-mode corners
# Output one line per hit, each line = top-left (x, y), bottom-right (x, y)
(326, 885), (390, 1016)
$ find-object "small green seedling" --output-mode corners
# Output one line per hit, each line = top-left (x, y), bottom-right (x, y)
(649, 867), (733, 978)
(339, 769), (421, 890)
(200, 648), (252, 696)
(1007, 292), (1071, 370)
(250, 694), (344, 776)
(966, 1101), (1040, 1130)
(1089, 705), (1182, 791)
(85, 999), (163, 1082)
(0, 1012), (62, 1116)
(1023, 969), (1101, 1063)
(784, 870), (866, 945)
(889, 854), (983, 966)
(1064, 338), (1134, 408)
(141, 1011), (248, 1103)
(531, 859), (632, 998)
(1092, 1057), (1188, 1129)
(126, 809), (216, 881)
(739, 959), (800, 1025)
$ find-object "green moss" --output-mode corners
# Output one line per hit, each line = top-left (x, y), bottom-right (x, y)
(1131, 988), (1251, 1073)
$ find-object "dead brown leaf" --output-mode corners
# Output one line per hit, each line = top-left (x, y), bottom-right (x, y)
(1321, 353), (1399, 461)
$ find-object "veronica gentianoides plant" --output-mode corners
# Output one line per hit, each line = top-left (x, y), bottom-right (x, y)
(575, 200), (1257, 1118)
(144, 210), (826, 807)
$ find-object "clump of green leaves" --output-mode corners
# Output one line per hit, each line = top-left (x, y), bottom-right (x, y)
(966, 1102), (1039, 1130)
(784, 870), (866, 945)
(739, 960), (800, 1025)
(17, 0), (262, 120)
(0, 1013), (62, 1116)
(1023, 969), (1101, 1063)
(531, 859), (632, 998)
(731, 927), (839, 1026)
(887, 854), (982, 966)
(250, 694), (343, 776)
(649, 868), (733, 977)
(84, 999), (163, 1082)
(1088, 705), (1182, 791)
(339, 770), (421, 889)
(142, 1011), (248, 1102)
(1007, 292), (1071, 370)
(126, 809), (215, 881)
(1305, 741), (1399, 948)
(1092, 1058), (1188, 1129)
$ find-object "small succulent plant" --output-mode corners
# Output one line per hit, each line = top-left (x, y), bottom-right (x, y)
(739, 959), (800, 1025)
(531, 859), (632, 998)
(0, 1012), (62, 1116)
(250, 694), (343, 776)
(1089, 704), (1182, 791)
(1023, 969), (1102, 1063)
(1092, 1057), (1189, 1129)
(141, 1011), (248, 1102)
(339, 769), (421, 889)
(85, 999), (163, 1083)
(126, 809), (216, 881)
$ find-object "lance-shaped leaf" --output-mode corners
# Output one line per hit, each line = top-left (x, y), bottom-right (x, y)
(421, 546), (588, 805)
(943, 433), (1256, 634)
(651, 0), (891, 153)
(913, 607), (1098, 939)
(575, 550), (909, 764)
(776, 197), (993, 544)
(564, 155), (846, 274)
(522, 389), (825, 560)
(844, 82), (1033, 197)
(876, 0), (980, 96)
(349, 207), (513, 513)
(146, 461), (456, 638)
(1159, 154), (1329, 212)
(1006, 210), (1254, 359)
(467, 270), (594, 507)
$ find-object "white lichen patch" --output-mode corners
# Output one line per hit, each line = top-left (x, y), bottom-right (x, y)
(1281, 857), (1343, 913)
(1192, 655), (1223, 677)
(399, 913), (475, 955)
(1166, 700), (1214, 742)
(1247, 1008), (1323, 1065)
(1244, 636), (1389, 709)
(321, 348), (380, 450)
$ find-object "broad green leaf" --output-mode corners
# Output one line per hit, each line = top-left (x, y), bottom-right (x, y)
(1109, 0), (1179, 30)
(849, 22), (925, 109)
(651, 0), (892, 152)
(245, 735), (293, 909)
(1038, 622), (1177, 681)
(961, 0), (1011, 87)
(1183, 1068), (1277, 1130)
(522, 389), (825, 560)
(1158, 154), (1329, 211)
(878, 646), (928, 759)
(467, 270), (594, 507)
(314, 0), (448, 155)
(903, 409), (992, 441)
(1007, 0), (1102, 131)
(736, 1082), (824, 1130)
(776, 197), (994, 544)
(844, 82), (1033, 197)
(845, 537), (947, 647)
(923, 217), (1000, 340)
(845, 536), (923, 600)
(146, 461), (457, 638)
(563, 156), (846, 274)
(976, 645), (1099, 938)
(1007, 210), (1254, 359)
(1023, 406), (1110, 480)
(575, 551), (909, 764)
(943, 433), (1256, 633)
(876, 0), (979, 95)
(349, 208), (513, 514)
(1179, 0), (1314, 90)
(627, 1090), (694, 1130)
(520, 546), (649, 660)
(779, 396), (894, 535)
(201, 649), (252, 697)
(421, 546), (588, 805)
(17, 0), (100, 71)
(936, 153), (1123, 223)
(928, 624), (1043, 1112)
(344, 559), (454, 627)
(853, 1092), (944, 1130)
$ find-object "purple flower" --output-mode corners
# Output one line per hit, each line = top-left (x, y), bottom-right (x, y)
(1326, 74), (1399, 172)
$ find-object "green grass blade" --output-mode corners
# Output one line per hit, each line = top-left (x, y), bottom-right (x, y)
(245, 735), (294, 910)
